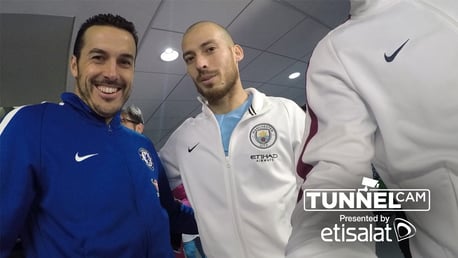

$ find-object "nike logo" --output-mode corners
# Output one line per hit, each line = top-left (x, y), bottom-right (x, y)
(384, 39), (409, 62)
(75, 152), (99, 162)
(187, 143), (199, 153)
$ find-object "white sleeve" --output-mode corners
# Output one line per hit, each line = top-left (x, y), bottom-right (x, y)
(286, 33), (377, 257)
(285, 100), (307, 169)
(159, 130), (183, 190)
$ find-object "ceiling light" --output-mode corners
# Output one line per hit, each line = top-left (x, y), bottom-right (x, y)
(160, 48), (179, 62)
(288, 72), (301, 80)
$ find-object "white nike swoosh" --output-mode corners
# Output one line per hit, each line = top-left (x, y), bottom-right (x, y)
(75, 152), (99, 162)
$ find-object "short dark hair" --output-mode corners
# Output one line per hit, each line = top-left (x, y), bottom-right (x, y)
(72, 13), (138, 59)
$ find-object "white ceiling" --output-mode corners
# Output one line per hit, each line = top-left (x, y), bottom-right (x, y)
(0, 0), (350, 147)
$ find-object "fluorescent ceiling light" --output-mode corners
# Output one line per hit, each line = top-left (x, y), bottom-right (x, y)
(288, 72), (300, 80)
(160, 48), (179, 62)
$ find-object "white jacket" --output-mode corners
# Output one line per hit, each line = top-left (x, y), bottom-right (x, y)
(160, 88), (305, 258)
(287, 0), (458, 258)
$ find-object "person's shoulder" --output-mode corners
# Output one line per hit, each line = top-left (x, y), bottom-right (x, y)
(120, 127), (160, 153)
(3, 102), (60, 122)
(121, 126), (151, 142)
(161, 113), (205, 149)
(173, 112), (205, 132)
(260, 95), (305, 125)
(0, 102), (61, 134)
(265, 95), (303, 111)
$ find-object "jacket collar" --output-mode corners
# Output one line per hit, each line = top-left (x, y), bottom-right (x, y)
(246, 87), (266, 116)
(198, 87), (268, 117)
(61, 92), (122, 128)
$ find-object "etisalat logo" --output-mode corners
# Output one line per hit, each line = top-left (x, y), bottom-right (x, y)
(303, 177), (430, 243)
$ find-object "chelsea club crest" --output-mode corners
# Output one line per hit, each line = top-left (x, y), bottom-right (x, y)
(138, 148), (154, 170)
(249, 123), (277, 149)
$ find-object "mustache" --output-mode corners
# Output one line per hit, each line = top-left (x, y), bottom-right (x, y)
(196, 71), (217, 81)
(91, 78), (124, 87)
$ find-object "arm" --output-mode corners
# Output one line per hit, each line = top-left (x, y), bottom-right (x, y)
(0, 107), (40, 257)
(286, 34), (377, 258)
(159, 130), (183, 190)
(155, 143), (198, 235)
(285, 100), (306, 174)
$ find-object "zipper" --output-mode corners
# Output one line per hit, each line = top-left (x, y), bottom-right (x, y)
(224, 115), (251, 258)
(208, 112), (247, 257)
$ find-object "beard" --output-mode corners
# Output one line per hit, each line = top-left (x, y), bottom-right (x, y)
(75, 73), (129, 118)
(195, 70), (238, 105)
(196, 82), (234, 104)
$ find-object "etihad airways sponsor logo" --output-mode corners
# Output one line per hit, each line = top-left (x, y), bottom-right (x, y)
(250, 153), (278, 162)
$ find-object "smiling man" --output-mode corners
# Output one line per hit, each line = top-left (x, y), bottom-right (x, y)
(0, 14), (175, 257)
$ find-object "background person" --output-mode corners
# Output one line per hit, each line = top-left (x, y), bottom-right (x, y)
(287, 0), (458, 257)
(120, 104), (144, 133)
(160, 21), (306, 258)
(172, 184), (206, 258)
(120, 104), (198, 252)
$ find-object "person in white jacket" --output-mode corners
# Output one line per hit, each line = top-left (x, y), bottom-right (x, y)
(287, 0), (458, 258)
(160, 21), (306, 258)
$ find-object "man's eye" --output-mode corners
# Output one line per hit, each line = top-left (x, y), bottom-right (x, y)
(207, 47), (216, 53)
(92, 55), (104, 61)
(120, 59), (133, 67)
(184, 56), (194, 64)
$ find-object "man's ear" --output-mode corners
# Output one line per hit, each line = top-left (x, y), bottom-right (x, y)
(136, 123), (144, 134)
(233, 44), (244, 62)
(70, 55), (78, 78)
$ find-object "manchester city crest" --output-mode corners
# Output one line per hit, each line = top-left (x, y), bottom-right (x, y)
(249, 123), (277, 149)
(138, 148), (154, 170)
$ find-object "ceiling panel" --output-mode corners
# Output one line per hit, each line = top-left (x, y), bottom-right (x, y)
(131, 72), (184, 100)
(136, 29), (185, 73)
(151, 0), (252, 32)
(267, 17), (330, 59)
(228, 0), (306, 50)
(239, 52), (297, 83)
(238, 46), (263, 71)
(269, 61), (307, 88)
(166, 76), (200, 101)
(285, 0), (350, 28)
(0, 0), (161, 56)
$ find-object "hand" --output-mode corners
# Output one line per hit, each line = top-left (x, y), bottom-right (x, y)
(180, 204), (194, 215)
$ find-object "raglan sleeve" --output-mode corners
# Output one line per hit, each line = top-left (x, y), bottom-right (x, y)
(288, 101), (306, 169)
(158, 129), (183, 191)
(0, 107), (41, 257)
(157, 130), (198, 234)
(156, 157), (198, 235)
(286, 34), (378, 258)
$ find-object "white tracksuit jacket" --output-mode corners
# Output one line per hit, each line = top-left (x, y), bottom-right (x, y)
(287, 0), (458, 258)
(160, 88), (305, 258)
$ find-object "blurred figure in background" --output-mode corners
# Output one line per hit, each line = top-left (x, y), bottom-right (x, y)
(121, 104), (144, 133)
(120, 104), (198, 257)
(172, 184), (206, 258)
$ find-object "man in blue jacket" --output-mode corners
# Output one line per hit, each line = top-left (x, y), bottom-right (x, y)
(0, 13), (194, 257)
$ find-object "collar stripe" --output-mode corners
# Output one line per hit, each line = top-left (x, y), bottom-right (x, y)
(248, 105), (256, 116)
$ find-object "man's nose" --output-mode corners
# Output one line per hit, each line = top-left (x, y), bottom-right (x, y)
(103, 59), (119, 80)
(195, 55), (208, 70)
